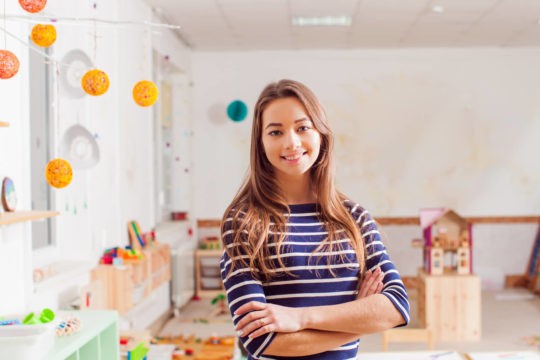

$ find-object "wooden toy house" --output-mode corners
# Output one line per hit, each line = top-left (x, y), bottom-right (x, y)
(420, 208), (473, 275)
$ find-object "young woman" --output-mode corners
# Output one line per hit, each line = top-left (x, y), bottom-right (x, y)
(220, 79), (409, 359)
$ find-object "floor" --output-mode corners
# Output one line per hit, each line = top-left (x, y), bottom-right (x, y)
(159, 288), (540, 354)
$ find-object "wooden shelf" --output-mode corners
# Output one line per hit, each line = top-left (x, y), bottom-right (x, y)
(0, 121), (9, 127)
(376, 215), (540, 225)
(0, 210), (59, 226)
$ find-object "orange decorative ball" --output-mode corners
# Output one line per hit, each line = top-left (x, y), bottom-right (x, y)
(81, 69), (110, 96)
(19, 0), (47, 13)
(45, 158), (73, 189)
(31, 24), (57, 47)
(0, 50), (20, 79)
(132, 80), (158, 107)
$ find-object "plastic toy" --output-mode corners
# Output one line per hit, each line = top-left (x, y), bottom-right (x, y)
(23, 308), (55, 325)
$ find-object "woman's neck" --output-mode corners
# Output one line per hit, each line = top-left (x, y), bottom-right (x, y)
(277, 173), (316, 204)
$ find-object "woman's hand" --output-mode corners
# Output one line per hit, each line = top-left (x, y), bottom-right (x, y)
(234, 301), (304, 339)
(357, 267), (384, 299)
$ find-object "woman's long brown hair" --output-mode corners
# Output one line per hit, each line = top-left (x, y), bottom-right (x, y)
(222, 79), (366, 282)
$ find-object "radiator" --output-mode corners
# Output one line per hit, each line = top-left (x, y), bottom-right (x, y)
(155, 221), (197, 309)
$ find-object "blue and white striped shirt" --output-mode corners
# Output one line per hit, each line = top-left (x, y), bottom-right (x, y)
(220, 201), (410, 360)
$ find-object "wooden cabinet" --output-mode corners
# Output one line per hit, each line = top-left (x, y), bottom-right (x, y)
(417, 269), (481, 342)
(195, 249), (224, 297)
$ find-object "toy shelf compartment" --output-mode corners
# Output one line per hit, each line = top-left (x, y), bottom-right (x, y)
(90, 243), (171, 315)
(44, 310), (119, 360)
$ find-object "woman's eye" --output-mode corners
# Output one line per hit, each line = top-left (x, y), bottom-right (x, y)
(298, 126), (310, 132)
(269, 130), (281, 136)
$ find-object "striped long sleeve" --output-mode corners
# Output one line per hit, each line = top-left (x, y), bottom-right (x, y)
(351, 203), (411, 326)
(220, 216), (276, 359)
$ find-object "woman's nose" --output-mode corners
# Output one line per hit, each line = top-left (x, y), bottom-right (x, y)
(284, 131), (301, 150)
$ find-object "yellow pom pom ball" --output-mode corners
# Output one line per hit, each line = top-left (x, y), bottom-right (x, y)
(45, 158), (73, 189)
(132, 80), (158, 107)
(31, 24), (57, 47)
(81, 69), (110, 96)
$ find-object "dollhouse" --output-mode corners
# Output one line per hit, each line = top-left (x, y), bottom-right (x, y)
(420, 208), (472, 275)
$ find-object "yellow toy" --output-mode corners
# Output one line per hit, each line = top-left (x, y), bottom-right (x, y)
(45, 158), (73, 188)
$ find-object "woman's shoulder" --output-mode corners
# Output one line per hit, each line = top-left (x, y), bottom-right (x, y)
(342, 198), (371, 224)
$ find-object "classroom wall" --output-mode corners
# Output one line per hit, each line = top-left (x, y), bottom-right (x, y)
(0, 0), (191, 314)
(190, 48), (540, 285)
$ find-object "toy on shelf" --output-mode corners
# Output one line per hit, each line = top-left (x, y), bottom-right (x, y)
(200, 236), (221, 250)
(210, 294), (228, 317)
(420, 208), (473, 275)
(55, 315), (81, 336)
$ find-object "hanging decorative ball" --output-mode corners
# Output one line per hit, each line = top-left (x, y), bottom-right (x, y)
(31, 24), (57, 47)
(132, 80), (158, 107)
(45, 158), (73, 189)
(0, 50), (20, 80)
(227, 100), (248, 122)
(18, 0), (47, 13)
(81, 69), (110, 96)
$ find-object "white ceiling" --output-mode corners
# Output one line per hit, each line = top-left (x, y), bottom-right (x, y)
(145, 0), (540, 50)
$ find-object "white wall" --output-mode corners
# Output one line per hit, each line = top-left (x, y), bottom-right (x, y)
(191, 49), (540, 218)
(190, 48), (540, 285)
(0, 0), (191, 313)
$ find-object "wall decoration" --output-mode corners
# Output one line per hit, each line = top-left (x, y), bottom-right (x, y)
(133, 80), (158, 107)
(30, 24), (57, 48)
(60, 49), (93, 98)
(18, 0), (47, 13)
(60, 124), (100, 170)
(1, 177), (17, 212)
(81, 69), (110, 96)
(45, 158), (73, 189)
(0, 50), (20, 79)
(226, 100), (248, 122)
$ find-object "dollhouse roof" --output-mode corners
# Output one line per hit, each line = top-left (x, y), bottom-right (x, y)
(419, 208), (469, 230)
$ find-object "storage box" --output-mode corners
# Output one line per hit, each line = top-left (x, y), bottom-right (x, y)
(0, 322), (55, 360)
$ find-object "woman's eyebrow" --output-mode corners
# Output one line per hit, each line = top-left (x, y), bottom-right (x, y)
(264, 118), (310, 129)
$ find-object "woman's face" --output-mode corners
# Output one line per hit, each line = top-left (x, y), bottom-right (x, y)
(261, 97), (321, 182)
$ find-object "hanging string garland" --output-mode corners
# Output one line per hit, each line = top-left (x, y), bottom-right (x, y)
(132, 80), (158, 107)
(30, 24), (56, 47)
(45, 158), (73, 189)
(0, 50), (20, 79)
(81, 69), (109, 96)
(18, 0), (47, 13)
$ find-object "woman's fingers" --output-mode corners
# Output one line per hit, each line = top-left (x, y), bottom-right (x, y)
(358, 267), (384, 298)
(235, 301), (266, 316)
(238, 316), (273, 339)
(235, 308), (267, 332)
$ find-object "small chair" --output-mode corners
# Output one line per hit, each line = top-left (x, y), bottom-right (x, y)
(381, 328), (434, 351)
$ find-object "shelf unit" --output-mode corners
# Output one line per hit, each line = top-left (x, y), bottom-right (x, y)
(0, 121), (9, 127)
(0, 210), (59, 225)
(44, 310), (119, 360)
(195, 249), (224, 297)
(417, 269), (481, 342)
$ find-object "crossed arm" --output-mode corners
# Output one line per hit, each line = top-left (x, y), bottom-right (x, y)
(234, 268), (406, 357)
